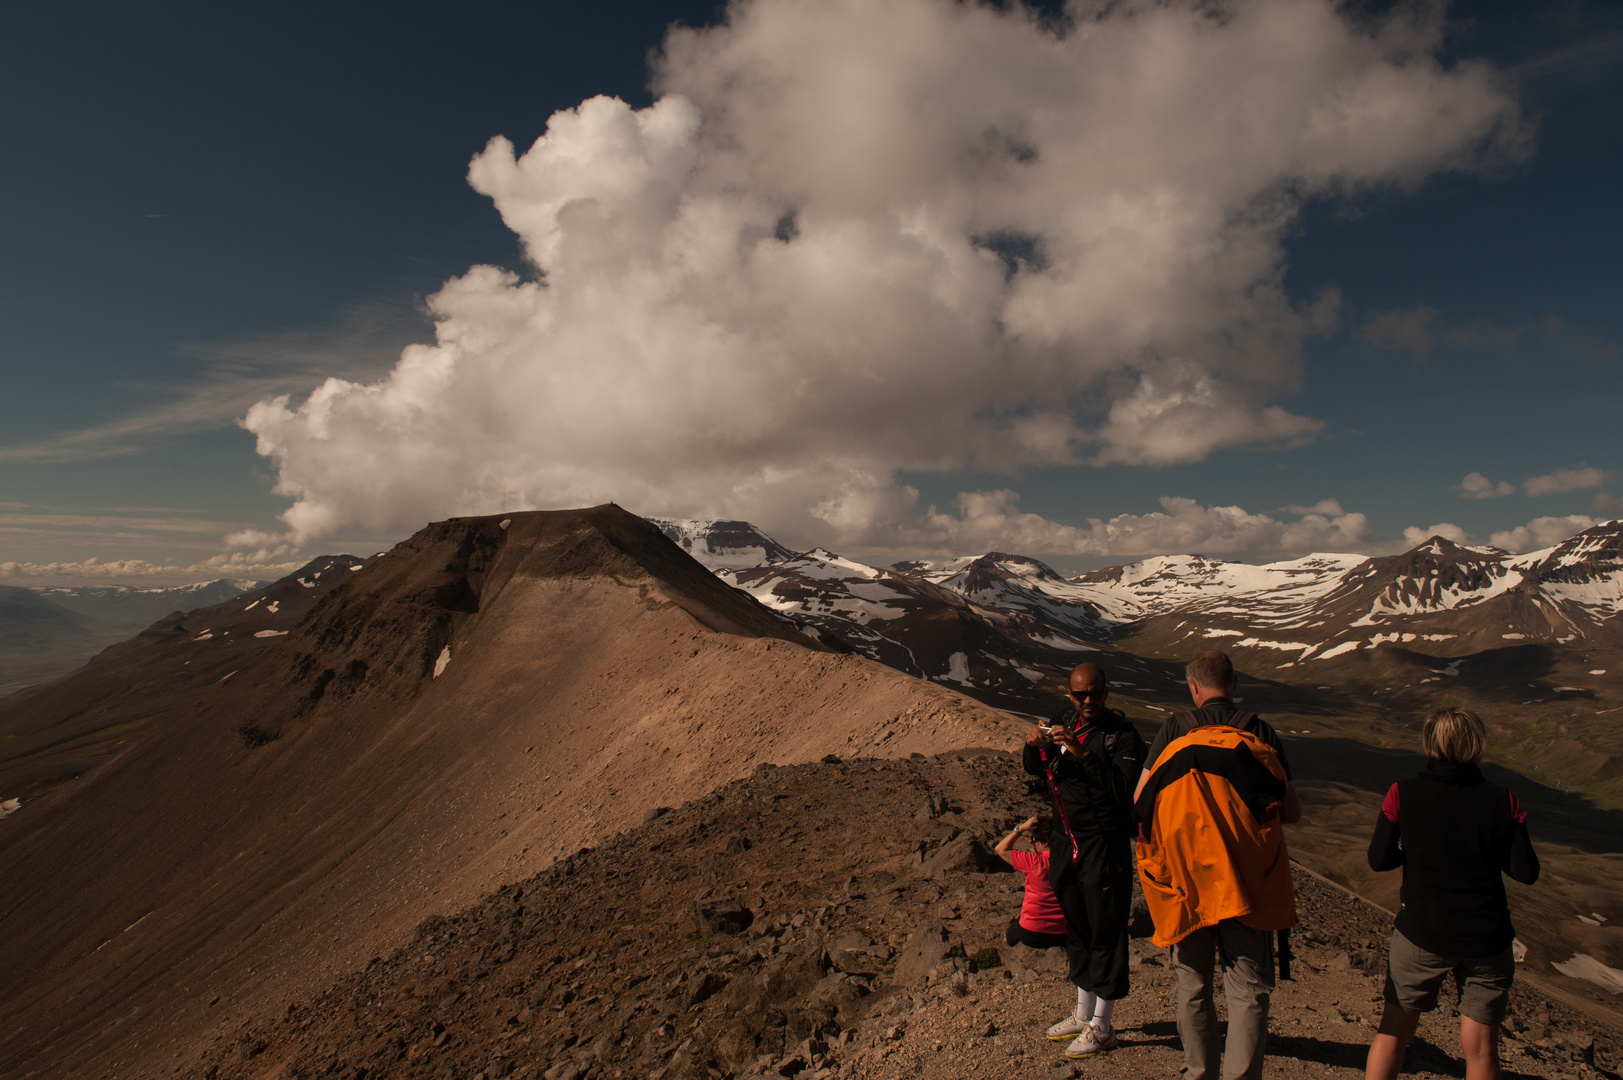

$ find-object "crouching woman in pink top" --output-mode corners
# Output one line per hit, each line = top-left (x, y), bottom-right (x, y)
(996, 816), (1069, 949)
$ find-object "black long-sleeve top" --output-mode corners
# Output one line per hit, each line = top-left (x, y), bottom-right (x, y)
(1023, 706), (1146, 851)
(1367, 759), (1539, 957)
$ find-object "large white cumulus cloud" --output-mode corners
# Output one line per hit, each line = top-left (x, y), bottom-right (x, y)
(244, 0), (1522, 554)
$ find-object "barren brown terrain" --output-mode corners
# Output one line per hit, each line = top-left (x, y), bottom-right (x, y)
(0, 507), (1023, 1080)
(0, 556), (367, 803)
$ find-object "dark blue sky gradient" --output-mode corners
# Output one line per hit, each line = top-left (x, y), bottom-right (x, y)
(1, 0), (1619, 570)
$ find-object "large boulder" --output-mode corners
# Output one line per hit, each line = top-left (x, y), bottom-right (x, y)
(890, 924), (965, 987)
(691, 892), (755, 936)
(915, 834), (1001, 878)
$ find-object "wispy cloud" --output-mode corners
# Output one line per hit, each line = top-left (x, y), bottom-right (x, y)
(1362, 306), (1439, 358)
(1359, 308), (1618, 363)
(0, 504), (320, 585)
(0, 512), (233, 534)
(0, 504), (268, 568)
(1511, 31), (1623, 83)
(0, 301), (426, 465)
(1524, 464), (1611, 497)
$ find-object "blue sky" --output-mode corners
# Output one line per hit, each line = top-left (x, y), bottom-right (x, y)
(1, 0), (1619, 583)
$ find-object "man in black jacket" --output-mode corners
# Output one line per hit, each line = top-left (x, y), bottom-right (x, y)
(1023, 663), (1147, 1059)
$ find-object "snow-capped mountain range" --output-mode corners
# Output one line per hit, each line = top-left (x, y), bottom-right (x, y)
(654, 517), (1623, 708)
(31, 578), (266, 630)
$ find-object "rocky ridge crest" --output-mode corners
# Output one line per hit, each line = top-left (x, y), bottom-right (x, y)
(196, 755), (1617, 1080)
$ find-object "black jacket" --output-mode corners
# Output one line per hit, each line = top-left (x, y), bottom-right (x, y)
(1367, 760), (1539, 957)
(1023, 706), (1146, 851)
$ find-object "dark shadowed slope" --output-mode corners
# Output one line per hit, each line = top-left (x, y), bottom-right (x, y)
(0, 555), (369, 804)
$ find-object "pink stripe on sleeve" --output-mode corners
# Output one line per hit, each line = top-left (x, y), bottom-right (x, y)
(1508, 789), (1528, 824)
(1381, 782), (1400, 823)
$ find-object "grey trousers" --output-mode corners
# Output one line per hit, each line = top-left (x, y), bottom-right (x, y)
(1170, 919), (1275, 1080)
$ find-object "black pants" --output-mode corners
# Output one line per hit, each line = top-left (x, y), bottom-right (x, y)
(1006, 916), (1068, 951)
(1050, 830), (1133, 1000)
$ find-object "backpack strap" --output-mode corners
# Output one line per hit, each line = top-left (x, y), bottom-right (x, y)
(1178, 709), (1259, 736)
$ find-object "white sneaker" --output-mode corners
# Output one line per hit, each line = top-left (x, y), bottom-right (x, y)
(1064, 1022), (1118, 1059)
(1044, 1015), (1090, 1041)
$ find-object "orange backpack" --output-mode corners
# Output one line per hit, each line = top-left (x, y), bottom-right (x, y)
(1134, 724), (1296, 947)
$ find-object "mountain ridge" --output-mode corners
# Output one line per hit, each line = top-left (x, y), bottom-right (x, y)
(657, 518), (1623, 688)
(0, 505), (1022, 1080)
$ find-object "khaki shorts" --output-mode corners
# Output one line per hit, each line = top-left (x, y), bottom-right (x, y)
(1383, 929), (1515, 1026)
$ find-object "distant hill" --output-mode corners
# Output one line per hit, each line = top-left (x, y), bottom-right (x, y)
(657, 518), (1623, 801)
(660, 518), (1623, 691)
(31, 577), (264, 630)
(0, 577), (263, 694)
(651, 519), (1156, 713)
(0, 586), (102, 692)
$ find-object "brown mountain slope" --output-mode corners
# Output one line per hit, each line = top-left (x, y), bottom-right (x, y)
(0, 554), (369, 804)
(0, 506), (1024, 1080)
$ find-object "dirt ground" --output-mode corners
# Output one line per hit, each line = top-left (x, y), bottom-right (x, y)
(837, 934), (1603, 1080)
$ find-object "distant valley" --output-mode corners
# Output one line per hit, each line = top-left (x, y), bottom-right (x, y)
(0, 577), (263, 694)
(656, 516), (1623, 810)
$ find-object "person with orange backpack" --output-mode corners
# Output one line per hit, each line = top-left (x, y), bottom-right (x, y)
(1133, 649), (1301, 1080)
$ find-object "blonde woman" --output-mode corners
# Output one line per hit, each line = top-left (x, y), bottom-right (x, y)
(1364, 707), (1540, 1080)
